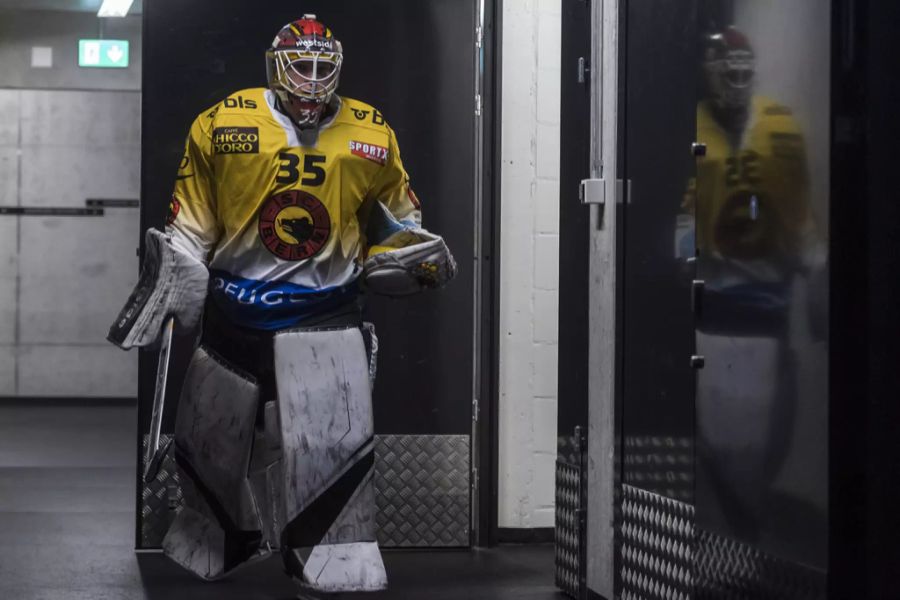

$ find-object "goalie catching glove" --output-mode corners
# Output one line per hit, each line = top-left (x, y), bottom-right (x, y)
(107, 228), (209, 349)
(363, 228), (457, 297)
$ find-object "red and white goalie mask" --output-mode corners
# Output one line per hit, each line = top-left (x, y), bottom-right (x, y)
(265, 15), (343, 128)
(703, 26), (756, 112)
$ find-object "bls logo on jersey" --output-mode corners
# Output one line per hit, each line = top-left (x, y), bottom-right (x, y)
(213, 127), (260, 154)
(349, 141), (388, 166)
(223, 96), (257, 109)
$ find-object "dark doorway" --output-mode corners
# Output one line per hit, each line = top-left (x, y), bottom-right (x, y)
(138, 0), (485, 549)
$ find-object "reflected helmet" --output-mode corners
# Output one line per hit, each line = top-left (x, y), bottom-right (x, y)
(265, 15), (343, 127)
(703, 26), (755, 110)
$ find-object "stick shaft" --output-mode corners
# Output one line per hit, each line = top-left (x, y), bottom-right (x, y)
(144, 317), (174, 480)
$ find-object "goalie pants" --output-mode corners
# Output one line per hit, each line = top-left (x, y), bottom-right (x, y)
(162, 302), (387, 592)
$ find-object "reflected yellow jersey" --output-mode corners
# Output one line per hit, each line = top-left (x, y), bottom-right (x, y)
(167, 87), (420, 329)
(688, 96), (810, 265)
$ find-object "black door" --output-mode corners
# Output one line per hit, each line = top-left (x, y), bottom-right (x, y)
(612, 0), (831, 595)
(137, 0), (478, 549)
(615, 1), (698, 596)
(555, 1), (592, 595)
(618, 0), (698, 503)
(558, 0), (592, 443)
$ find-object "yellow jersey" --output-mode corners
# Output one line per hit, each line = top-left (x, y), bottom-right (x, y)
(167, 87), (421, 329)
(687, 96), (810, 267)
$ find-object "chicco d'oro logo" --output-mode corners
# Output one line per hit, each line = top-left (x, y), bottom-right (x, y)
(213, 127), (259, 155)
(258, 190), (331, 261)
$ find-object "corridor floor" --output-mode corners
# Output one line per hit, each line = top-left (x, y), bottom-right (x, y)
(0, 403), (564, 600)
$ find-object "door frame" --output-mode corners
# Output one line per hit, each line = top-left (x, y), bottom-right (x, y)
(474, 0), (503, 548)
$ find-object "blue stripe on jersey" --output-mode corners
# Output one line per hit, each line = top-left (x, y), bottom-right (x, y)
(366, 201), (412, 244)
(208, 269), (359, 330)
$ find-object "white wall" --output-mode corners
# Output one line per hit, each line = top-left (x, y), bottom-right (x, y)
(498, 0), (561, 529)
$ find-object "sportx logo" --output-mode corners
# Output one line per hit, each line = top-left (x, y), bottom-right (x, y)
(213, 127), (260, 154)
(349, 141), (388, 166)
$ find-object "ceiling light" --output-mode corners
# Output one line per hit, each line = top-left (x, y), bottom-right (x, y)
(97, 0), (134, 17)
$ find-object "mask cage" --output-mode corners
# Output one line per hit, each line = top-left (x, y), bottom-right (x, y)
(269, 49), (342, 103)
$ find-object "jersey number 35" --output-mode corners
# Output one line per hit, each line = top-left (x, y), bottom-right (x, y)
(276, 151), (326, 186)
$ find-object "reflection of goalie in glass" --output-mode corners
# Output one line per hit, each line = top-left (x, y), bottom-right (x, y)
(685, 26), (815, 295)
(685, 26), (825, 547)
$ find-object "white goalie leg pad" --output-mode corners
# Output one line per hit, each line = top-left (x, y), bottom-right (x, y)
(362, 228), (457, 297)
(294, 542), (388, 594)
(162, 346), (267, 580)
(273, 326), (386, 592)
(107, 228), (208, 349)
(286, 471), (386, 593)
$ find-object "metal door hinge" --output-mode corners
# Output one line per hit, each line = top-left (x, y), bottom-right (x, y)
(475, 94), (482, 117)
(690, 355), (706, 369)
(692, 142), (707, 157)
(577, 56), (590, 84)
(476, 26), (483, 49)
(472, 397), (480, 422)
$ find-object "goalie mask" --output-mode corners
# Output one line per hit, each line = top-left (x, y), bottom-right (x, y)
(266, 15), (343, 128)
(703, 26), (755, 112)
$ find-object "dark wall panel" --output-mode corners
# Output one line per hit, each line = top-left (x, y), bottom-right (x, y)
(861, 3), (900, 592)
(831, 1), (900, 595)
(140, 0), (475, 439)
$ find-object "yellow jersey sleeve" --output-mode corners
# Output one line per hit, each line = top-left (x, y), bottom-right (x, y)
(167, 109), (221, 263)
(366, 124), (421, 225)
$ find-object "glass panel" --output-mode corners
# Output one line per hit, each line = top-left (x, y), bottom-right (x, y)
(693, 0), (830, 568)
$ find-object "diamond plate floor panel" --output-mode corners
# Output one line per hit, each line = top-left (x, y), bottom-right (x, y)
(140, 433), (471, 548)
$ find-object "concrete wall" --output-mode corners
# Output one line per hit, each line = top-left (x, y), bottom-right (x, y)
(0, 89), (140, 398)
(498, 0), (561, 528)
(0, 10), (142, 91)
(0, 10), (142, 397)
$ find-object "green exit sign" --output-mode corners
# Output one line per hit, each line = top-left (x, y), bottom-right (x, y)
(78, 40), (129, 68)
